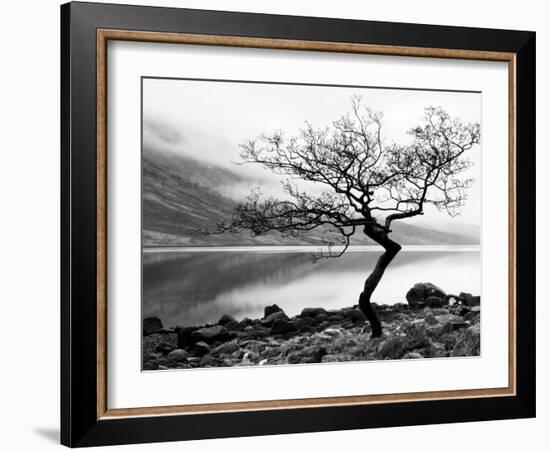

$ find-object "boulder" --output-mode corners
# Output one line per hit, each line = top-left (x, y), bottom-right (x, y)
(155, 342), (176, 354)
(218, 314), (236, 325)
(261, 311), (289, 326)
(223, 320), (243, 331)
(458, 292), (481, 306)
(175, 326), (199, 349)
(344, 308), (366, 324)
(300, 307), (327, 318)
(293, 317), (316, 331)
(143, 317), (163, 336)
(264, 304), (283, 318)
(240, 317), (253, 327)
(406, 283), (446, 307)
(458, 292), (481, 307)
(189, 341), (210, 357)
(426, 295), (449, 308)
(270, 319), (296, 335)
(166, 349), (188, 363)
(191, 325), (229, 344)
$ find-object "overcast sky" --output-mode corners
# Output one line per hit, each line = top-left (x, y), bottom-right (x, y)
(143, 77), (481, 230)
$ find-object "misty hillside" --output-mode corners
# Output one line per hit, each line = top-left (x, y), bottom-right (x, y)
(142, 146), (479, 247)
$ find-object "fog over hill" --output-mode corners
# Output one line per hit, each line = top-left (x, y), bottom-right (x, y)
(142, 144), (480, 247)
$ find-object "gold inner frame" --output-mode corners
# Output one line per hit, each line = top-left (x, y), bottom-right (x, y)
(96, 29), (517, 420)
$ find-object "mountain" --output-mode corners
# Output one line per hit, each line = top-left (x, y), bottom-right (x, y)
(142, 146), (479, 247)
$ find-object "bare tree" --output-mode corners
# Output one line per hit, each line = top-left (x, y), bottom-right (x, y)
(214, 96), (480, 337)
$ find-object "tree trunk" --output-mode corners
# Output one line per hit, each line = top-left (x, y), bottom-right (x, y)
(359, 227), (402, 338)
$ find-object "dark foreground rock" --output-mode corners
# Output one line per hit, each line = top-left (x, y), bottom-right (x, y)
(143, 317), (163, 336)
(143, 294), (481, 370)
(406, 282), (447, 308)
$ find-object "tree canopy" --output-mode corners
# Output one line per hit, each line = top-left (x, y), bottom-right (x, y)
(214, 96), (480, 257)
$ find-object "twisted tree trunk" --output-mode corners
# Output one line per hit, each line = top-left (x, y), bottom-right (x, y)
(359, 227), (402, 338)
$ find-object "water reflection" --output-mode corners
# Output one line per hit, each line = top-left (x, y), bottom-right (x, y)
(143, 247), (480, 328)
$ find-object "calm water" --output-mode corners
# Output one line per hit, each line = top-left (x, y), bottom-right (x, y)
(142, 246), (481, 328)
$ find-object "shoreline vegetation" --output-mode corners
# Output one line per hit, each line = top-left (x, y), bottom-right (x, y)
(142, 282), (481, 370)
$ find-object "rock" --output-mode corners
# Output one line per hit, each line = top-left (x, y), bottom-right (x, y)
(240, 327), (271, 340)
(167, 349), (188, 362)
(287, 345), (327, 364)
(378, 335), (408, 359)
(212, 340), (240, 355)
(458, 292), (480, 307)
(143, 317), (163, 336)
(406, 282), (446, 307)
(271, 319), (296, 335)
(176, 326), (199, 349)
(392, 303), (408, 312)
(224, 320), (243, 331)
(300, 307), (327, 318)
(463, 308), (481, 323)
(344, 308), (366, 324)
(451, 323), (480, 356)
(143, 352), (158, 362)
(293, 317), (316, 330)
(426, 296), (449, 308)
(218, 314), (236, 325)
(143, 360), (159, 370)
(315, 313), (329, 323)
(240, 317), (253, 327)
(438, 333), (458, 350)
(439, 318), (468, 334)
(434, 313), (463, 323)
(261, 311), (289, 326)
(378, 323), (431, 359)
(189, 341), (210, 357)
(402, 323), (431, 349)
(424, 314), (439, 326)
(191, 325), (229, 343)
(403, 352), (423, 359)
(264, 304), (283, 318)
(323, 328), (344, 337)
(155, 342), (176, 354)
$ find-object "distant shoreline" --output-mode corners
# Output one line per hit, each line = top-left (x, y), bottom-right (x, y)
(143, 244), (481, 254)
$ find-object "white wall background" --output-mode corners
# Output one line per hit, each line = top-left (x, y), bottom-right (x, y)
(0, 0), (546, 448)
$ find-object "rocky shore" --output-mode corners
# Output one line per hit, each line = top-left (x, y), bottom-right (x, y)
(142, 283), (480, 370)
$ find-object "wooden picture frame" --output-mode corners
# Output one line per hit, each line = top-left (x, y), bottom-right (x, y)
(61, 1), (535, 447)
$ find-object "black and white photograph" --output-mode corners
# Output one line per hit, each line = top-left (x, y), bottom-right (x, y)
(141, 78), (482, 370)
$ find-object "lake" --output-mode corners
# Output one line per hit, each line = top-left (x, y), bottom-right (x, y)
(142, 246), (481, 328)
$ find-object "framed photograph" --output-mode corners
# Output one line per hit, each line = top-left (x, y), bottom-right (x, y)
(61, 1), (536, 447)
